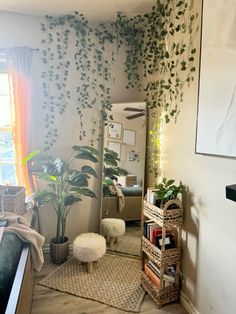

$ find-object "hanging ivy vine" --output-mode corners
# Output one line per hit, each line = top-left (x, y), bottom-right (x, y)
(41, 13), (115, 150)
(40, 0), (198, 154)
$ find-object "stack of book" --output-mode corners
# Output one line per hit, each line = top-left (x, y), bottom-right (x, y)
(146, 188), (158, 204)
(144, 220), (162, 244)
(144, 220), (173, 246)
(144, 260), (176, 288)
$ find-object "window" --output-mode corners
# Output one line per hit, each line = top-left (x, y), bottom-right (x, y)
(0, 69), (17, 185)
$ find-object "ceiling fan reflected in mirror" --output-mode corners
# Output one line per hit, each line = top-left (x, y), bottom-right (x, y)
(123, 107), (146, 120)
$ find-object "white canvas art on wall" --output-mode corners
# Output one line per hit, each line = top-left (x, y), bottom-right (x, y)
(196, 0), (236, 157)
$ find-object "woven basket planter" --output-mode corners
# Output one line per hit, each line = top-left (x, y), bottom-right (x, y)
(143, 200), (183, 226)
(141, 271), (179, 306)
(0, 185), (25, 215)
(50, 237), (69, 264)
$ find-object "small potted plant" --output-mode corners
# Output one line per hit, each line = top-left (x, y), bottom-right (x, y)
(25, 145), (99, 264)
(154, 178), (183, 209)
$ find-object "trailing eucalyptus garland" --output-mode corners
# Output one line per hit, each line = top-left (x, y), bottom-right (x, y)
(40, 0), (198, 153)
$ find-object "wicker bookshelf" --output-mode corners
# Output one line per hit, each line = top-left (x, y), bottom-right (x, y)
(141, 198), (183, 307)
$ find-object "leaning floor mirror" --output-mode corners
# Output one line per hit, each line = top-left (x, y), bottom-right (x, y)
(100, 102), (146, 257)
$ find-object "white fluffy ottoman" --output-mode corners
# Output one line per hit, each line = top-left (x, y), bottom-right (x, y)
(73, 233), (106, 273)
(101, 218), (125, 247)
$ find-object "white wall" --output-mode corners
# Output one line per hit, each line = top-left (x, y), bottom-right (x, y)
(162, 1), (236, 313)
(0, 11), (143, 243)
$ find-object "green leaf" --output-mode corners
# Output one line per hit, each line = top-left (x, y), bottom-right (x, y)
(166, 179), (175, 186)
(22, 150), (41, 165)
(72, 145), (99, 156)
(32, 190), (56, 206)
(70, 187), (97, 199)
(117, 167), (128, 176)
(39, 173), (58, 182)
(64, 194), (81, 206)
(75, 151), (98, 163)
(45, 158), (66, 176)
(81, 165), (98, 178)
(104, 167), (119, 178)
(164, 189), (173, 199)
(67, 172), (88, 187)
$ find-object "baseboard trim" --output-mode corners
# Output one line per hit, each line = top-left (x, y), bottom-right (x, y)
(180, 290), (199, 314)
(43, 244), (50, 253)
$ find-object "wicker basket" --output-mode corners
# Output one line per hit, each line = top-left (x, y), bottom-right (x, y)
(141, 271), (179, 306)
(142, 236), (181, 266)
(0, 186), (26, 215)
(143, 200), (183, 226)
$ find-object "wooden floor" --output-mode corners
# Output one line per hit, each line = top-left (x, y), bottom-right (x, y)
(31, 254), (187, 314)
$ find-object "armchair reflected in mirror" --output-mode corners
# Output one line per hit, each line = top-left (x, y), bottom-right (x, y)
(101, 102), (146, 257)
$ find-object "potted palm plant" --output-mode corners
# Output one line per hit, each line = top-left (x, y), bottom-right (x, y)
(26, 145), (99, 264)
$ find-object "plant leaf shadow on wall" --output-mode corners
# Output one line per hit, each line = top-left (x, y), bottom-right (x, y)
(181, 186), (199, 303)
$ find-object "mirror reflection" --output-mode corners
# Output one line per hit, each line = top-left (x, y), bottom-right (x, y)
(101, 102), (146, 257)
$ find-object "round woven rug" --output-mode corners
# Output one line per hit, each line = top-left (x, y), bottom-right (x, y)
(39, 254), (145, 313)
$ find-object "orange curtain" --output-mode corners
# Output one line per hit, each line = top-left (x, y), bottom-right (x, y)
(8, 47), (33, 194)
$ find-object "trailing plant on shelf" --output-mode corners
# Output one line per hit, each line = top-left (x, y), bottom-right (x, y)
(26, 145), (99, 264)
(154, 177), (183, 208)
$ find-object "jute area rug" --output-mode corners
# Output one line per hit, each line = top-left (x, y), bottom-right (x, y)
(107, 225), (141, 257)
(39, 254), (145, 313)
(107, 234), (141, 256)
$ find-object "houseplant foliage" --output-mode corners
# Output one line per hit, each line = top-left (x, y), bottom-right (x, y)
(103, 148), (127, 196)
(27, 145), (99, 263)
(154, 177), (183, 208)
(40, 0), (198, 152)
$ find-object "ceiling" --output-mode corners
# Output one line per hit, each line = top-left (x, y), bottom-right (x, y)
(0, 0), (155, 21)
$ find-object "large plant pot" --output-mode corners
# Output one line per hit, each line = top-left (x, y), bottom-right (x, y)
(50, 237), (69, 264)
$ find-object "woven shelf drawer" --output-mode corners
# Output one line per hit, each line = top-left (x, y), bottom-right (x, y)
(141, 271), (179, 306)
(144, 200), (183, 226)
(0, 186), (25, 215)
(142, 236), (181, 266)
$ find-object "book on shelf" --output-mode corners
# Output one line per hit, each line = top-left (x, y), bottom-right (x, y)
(146, 188), (158, 204)
(144, 220), (152, 238)
(144, 263), (161, 287)
(147, 260), (176, 283)
(144, 220), (174, 246)
(149, 224), (162, 243)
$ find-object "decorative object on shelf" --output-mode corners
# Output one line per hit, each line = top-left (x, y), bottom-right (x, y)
(108, 121), (122, 139)
(128, 150), (140, 162)
(141, 188), (183, 307)
(107, 142), (121, 159)
(123, 129), (135, 145)
(25, 145), (99, 264)
(154, 178), (183, 209)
